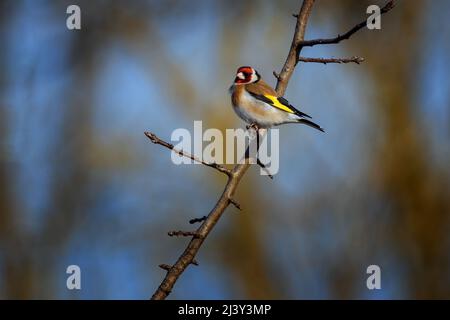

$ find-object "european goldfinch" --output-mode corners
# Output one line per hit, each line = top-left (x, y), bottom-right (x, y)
(229, 66), (324, 132)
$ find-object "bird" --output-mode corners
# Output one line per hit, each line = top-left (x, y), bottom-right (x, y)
(229, 66), (324, 132)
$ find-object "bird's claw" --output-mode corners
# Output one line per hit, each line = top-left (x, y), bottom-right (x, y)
(246, 123), (259, 132)
(246, 123), (259, 139)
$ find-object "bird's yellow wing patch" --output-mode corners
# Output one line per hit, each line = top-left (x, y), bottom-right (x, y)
(247, 90), (313, 119)
(262, 94), (295, 114)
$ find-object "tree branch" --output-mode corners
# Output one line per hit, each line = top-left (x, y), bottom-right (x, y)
(298, 56), (364, 64)
(189, 216), (207, 224)
(229, 198), (242, 211)
(151, 161), (251, 299)
(147, 0), (388, 300)
(144, 131), (231, 177)
(299, 0), (395, 47)
(159, 264), (172, 271)
(149, 0), (316, 301)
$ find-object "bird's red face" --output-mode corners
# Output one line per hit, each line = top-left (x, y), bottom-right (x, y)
(234, 66), (260, 84)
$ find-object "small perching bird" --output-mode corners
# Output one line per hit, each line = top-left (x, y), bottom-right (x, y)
(229, 66), (324, 132)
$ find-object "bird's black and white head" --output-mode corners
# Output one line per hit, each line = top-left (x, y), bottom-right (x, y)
(234, 66), (261, 85)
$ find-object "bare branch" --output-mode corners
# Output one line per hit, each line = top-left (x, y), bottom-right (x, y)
(257, 159), (274, 179)
(189, 216), (207, 224)
(144, 131), (232, 177)
(148, 0), (392, 300)
(151, 0), (316, 301)
(159, 264), (171, 271)
(150, 161), (251, 299)
(299, 0), (395, 47)
(298, 56), (364, 64)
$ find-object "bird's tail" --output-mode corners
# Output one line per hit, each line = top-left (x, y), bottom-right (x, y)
(297, 118), (324, 132)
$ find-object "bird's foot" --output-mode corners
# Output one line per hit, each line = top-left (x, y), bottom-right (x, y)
(246, 123), (259, 131)
(246, 123), (260, 138)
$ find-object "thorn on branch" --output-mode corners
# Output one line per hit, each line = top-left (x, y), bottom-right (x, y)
(292, 13), (299, 18)
(191, 260), (199, 266)
(168, 230), (199, 237)
(229, 198), (242, 211)
(297, 0), (395, 48)
(150, 0), (396, 301)
(159, 264), (172, 271)
(189, 216), (207, 224)
(383, 0), (396, 12)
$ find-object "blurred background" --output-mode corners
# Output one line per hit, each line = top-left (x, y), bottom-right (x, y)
(1, 0), (449, 299)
